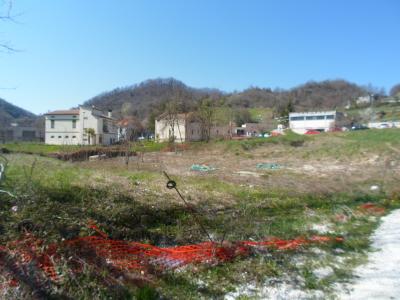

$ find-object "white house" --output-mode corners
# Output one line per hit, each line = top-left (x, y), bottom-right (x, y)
(289, 111), (336, 134)
(356, 95), (372, 105)
(44, 106), (118, 145)
(155, 112), (234, 142)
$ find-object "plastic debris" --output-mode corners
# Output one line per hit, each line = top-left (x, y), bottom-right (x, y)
(359, 203), (385, 214)
(190, 164), (216, 172)
(256, 163), (281, 170)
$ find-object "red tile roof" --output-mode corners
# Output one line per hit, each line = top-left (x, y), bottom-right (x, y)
(45, 109), (80, 115)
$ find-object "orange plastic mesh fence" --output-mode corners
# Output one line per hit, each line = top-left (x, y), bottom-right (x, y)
(0, 224), (343, 289)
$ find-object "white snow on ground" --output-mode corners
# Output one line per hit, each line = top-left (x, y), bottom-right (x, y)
(225, 210), (400, 299)
(340, 209), (400, 299)
(310, 223), (333, 234)
(224, 280), (324, 300)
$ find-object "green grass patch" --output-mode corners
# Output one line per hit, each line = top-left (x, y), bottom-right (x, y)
(1, 154), (399, 298)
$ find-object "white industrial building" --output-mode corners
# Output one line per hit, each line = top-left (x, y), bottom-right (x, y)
(44, 106), (118, 145)
(289, 111), (336, 134)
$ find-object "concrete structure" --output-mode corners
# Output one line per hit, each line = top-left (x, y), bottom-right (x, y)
(44, 106), (117, 145)
(0, 123), (42, 143)
(289, 111), (336, 134)
(155, 113), (234, 142)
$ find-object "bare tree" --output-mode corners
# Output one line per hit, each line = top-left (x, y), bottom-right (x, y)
(196, 98), (214, 142)
(390, 84), (400, 98)
(164, 100), (183, 144)
(119, 117), (143, 167)
(0, 0), (18, 52)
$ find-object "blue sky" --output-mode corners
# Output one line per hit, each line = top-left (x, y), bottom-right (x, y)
(1, 0), (399, 114)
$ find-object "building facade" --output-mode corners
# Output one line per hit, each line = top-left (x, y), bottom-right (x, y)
(155, 113), (234, 142)
(289, 111), (336, 134)
(44, 106), (117, 145)
(0, 123), (42, 143)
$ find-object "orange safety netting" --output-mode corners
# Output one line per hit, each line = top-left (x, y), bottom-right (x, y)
(359, 202), (386, 214)
(0, 225), (343, 289)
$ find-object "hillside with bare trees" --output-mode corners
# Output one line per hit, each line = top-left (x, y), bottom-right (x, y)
(83, 78), (374, 124)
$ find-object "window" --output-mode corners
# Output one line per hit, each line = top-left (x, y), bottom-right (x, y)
(65, 136), (69, 138)
(315, 116), (325, 120)
(290, 116), (305, 121)
(58, 136), (62, 138)
(103, 121), (109, 133)
(191, 129), (194, 135)
(72, 120), (77, 128)
(306, 116), (318, 120)
(326, 115), (335, 120)
(72, 136), (76, 138)
(51, 120), (55, 128)
(51, 136), (55, 138)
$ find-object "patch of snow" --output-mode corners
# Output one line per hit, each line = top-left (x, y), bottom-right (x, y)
(310, 247), (326, 256)
(334, 248), (345, 254)
(340, 209), (400, 299)
(313, 266), (334, 279)
(310, 223), (333, 234)
(225, 280), (325, 300)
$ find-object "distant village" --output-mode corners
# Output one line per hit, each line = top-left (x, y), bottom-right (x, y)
(1, 93), (400, 146)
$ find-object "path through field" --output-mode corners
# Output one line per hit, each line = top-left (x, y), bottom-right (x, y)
(341, 209), (400, 299)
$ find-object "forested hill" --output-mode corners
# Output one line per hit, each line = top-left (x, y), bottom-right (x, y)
(0, 97), (37, 127)
(83, 78), (371, 121)
(83, 78), (223, 120)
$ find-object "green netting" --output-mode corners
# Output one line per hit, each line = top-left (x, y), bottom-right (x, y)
(190, 164), (216, 172)
(256, 163), (281, 170)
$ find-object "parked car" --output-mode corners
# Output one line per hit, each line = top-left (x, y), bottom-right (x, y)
(305, 130), (321, 135)
(378, 123), (390, 129)
(350, 124), (369, 130)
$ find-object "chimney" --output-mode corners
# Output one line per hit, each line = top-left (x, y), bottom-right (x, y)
(108, 109), (112, 118)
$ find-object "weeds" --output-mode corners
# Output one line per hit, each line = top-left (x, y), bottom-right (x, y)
(1, 130), (399, 299)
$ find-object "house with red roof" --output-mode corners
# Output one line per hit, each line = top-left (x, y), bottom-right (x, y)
(44, 106), (118, 145)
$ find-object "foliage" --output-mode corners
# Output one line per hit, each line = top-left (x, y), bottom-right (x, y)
(234, 108), (254, 126)
(389, 83), (400, 97)
(81, 78), (372, 126)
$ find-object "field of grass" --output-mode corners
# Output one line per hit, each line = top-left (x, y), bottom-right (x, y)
(0, 142), (81, 155)
(1, 129), (400, 298)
